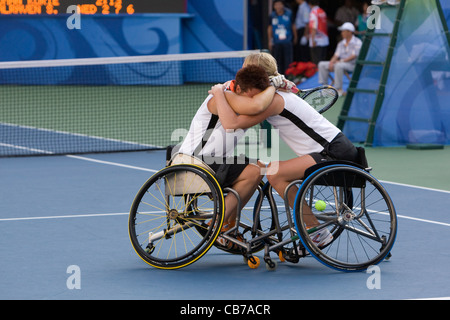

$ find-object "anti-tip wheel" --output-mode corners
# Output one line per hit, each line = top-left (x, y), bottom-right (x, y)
(265, 259), (277, 271)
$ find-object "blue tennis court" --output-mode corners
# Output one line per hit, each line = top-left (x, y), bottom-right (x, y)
(1, 149), (449, 301)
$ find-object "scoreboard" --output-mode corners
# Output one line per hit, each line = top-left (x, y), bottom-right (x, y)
(0, 0), (187, 15)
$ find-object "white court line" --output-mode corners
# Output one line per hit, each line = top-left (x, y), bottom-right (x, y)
(0, 212), (129, 222)
(4, 141), (449, 194)
(408, 297), (450, 300)
(1, 142), (159, 173)
(0, 211), (163, 222)
(381, 179), (450, 195)
(70, 154), (450, 195)
(2, 152), (450, 226)
(2, 208), (450, 227)
(394, 214), (450, 227)
(0, 142), (53, 154)
(66, 155), (158, 173)
(1, 123), (160, 149)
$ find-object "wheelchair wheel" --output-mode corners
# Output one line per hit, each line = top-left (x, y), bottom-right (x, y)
(128, 164), (224, 269)
(293, 164), (397, 271)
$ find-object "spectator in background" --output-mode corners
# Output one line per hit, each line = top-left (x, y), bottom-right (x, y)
(308, 0), (329, 65)
(355, 1), (369, 39)
(294, 0), (310, 62)
(335, 0), (360, 27)
(268, 0), (298, 74)
(318, 22), (362, 96)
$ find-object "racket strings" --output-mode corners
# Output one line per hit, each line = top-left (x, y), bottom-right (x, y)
(300, 87), (338, 114)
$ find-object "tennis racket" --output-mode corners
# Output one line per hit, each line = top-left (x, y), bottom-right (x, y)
(297, 85), (339, 114)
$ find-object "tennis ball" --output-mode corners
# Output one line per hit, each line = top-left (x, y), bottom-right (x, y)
(315, 200), (326, 211)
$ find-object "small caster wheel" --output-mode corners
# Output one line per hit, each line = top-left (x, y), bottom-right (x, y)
(247, 256), (260, 269)
(265, 260), (277, 271)
(278, 250), (286, 262)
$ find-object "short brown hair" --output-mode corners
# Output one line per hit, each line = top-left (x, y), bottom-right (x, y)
(235, 65), (270, 93)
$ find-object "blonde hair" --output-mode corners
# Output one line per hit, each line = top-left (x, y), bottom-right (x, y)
(243, 52), (280, 78)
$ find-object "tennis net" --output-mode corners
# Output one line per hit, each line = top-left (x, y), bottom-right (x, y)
(0, 50), (259, 157)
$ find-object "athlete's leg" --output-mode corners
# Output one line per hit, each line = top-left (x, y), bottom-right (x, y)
(266, 155), (319, 228)
(223, 161), (265, 226)
(318, 61), (331, 85)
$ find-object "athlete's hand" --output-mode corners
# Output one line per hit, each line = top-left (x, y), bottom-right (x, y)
(269, 75), (299, 93)
(280, 79), (300, 93)
(209, 83), (225, 96)
(222, 80), (233, 90)
(269, 74), (285, 88)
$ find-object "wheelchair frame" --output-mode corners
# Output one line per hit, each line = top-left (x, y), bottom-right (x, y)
(128, 155), (397, 272)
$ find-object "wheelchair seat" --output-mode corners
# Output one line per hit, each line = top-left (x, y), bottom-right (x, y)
(303, 147), (370, 188)
(166, 151), (216, 196)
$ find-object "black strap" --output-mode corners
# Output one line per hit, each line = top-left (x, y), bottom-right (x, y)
(279, 109), (329, 148)
(193, 114), (219, 158)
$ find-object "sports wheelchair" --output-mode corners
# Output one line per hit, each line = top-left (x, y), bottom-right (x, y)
(128, 147), (397, 272)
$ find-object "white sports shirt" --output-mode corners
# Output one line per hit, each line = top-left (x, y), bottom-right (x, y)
(266, 91), (340, 157)
(178, 94), (245, 158)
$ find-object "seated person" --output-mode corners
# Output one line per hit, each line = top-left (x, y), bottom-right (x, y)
(210, 54), (359, 247)
(318, 22), (362, 96)
(172, 65), (275, 237)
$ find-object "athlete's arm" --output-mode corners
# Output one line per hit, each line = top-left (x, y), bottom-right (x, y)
(223, 85), (276, 115)
(210, 84), (280, 130)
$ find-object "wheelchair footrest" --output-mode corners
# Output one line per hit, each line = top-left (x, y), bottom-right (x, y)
(284, 246), (308, 263)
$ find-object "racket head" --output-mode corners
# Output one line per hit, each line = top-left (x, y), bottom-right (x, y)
(298, 85), (339, 114)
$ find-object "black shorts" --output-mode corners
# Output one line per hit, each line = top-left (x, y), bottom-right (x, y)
(208, 155), (258, 189)
(309, 132), (359, 164)
(167, 148), (259, 189)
